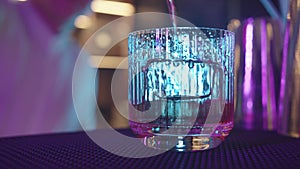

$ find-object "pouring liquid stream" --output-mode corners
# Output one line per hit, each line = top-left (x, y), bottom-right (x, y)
(166, 0), (177, 28)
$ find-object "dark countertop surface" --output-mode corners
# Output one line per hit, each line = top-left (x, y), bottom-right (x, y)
(0, 128), (299, 169)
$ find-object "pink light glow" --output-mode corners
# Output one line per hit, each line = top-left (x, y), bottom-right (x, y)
(243, 20), (254, 96)
(247, 100), (253, 109)
(243, 18), (254, 129)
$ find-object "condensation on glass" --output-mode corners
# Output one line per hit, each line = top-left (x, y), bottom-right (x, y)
(128, 27), (235, 151)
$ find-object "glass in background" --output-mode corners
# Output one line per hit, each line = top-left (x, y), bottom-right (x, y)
(232, 18), (282, 131)
(278, 0), (300, 138)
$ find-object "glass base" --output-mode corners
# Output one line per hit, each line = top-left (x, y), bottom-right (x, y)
(142, 135), (224, 151)
(132, 122), (233, 151)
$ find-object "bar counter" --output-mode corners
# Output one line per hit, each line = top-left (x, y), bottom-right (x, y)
(1, 128), (299, 169)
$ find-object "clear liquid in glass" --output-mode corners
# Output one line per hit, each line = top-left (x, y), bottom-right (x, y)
(128, 58), (234, 151)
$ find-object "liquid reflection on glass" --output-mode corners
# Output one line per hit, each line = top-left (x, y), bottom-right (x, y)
(128, 27), (235, 151)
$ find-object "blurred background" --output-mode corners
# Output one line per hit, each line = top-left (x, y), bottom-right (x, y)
(0, 0), (280, 137)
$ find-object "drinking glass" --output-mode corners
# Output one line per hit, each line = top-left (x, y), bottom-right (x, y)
(128, 27), (235, 151)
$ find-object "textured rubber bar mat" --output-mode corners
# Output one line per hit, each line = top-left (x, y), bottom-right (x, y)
(0, 129), (299, 169)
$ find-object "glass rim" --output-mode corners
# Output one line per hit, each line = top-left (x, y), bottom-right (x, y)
(128, 26), (235, 36)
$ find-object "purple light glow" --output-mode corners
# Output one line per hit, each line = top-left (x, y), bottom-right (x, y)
(260, 20), (277, 130)
(260, 20), (268, 129)
(0, 0), (90, 137)
(267, 28), (278, 130)
(278, 23), (290, 130)
(243, 20), (254, 95)
(247, 100), (253, 109)
(243, 18), (254, 129)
